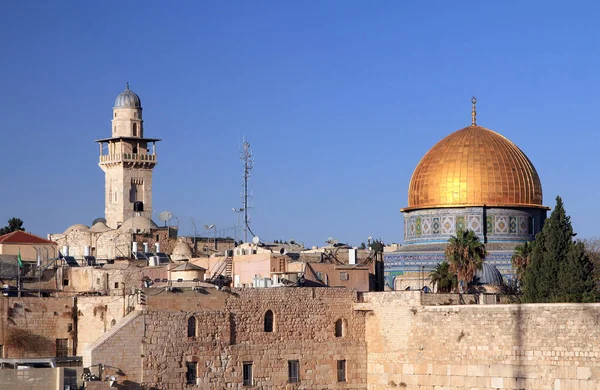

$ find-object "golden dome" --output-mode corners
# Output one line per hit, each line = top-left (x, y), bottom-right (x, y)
(403, 125), (545, 211)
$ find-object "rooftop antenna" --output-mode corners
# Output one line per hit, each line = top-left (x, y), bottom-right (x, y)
(240, 139), (256, 242)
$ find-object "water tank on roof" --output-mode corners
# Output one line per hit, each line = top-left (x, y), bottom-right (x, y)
(149, 256), (159, 267)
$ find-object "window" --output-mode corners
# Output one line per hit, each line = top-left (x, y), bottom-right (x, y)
(337, 360), (346, 382)
(188, 316), (196, 338)
(264, 310), (274, 332)
(133, 123), (138, 136)
(63, 279), (69, 286)
(288, 360), (299, 383)
(243, 362), (253, 386)
(0, 344), (3, 358)
(67, 323), (73, 332)
(186, 362), (197, 384)
(114, 282), (119, 289)
(316, 272), (323, 281)
(340, 272), (349, 281)
(56, 339), (68, 357)
(111, 319), (116, 328)
(114, 112), (117, 118)
(113, 126), (116, 134)
(335, 318), (345, 338)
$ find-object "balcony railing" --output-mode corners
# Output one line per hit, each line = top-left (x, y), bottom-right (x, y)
(99, 153), (156, 163)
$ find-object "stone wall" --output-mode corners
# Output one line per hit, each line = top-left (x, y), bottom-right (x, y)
(87, 311), (145, 385)
(77, 294), (137, 358)
(0, 297), (75, 358)
(90, 288), (368, 389)
(362, 291), (600, 389)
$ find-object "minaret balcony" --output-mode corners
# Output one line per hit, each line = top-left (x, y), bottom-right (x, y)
(99, 153), (156, 164)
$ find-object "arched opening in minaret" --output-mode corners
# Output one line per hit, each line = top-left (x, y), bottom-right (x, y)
(133, 123), (138, 137)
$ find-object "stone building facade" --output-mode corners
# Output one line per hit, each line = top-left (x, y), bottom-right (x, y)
(89, 288), (367, 388)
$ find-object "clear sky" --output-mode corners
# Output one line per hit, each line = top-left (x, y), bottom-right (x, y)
(1, 1), (599, 247)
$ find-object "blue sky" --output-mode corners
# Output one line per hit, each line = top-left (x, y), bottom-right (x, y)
(1, 1), (599, 247)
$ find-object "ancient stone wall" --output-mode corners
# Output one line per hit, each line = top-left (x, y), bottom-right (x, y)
(87, 311), (145, 386)
(0, 297), (75, 358)
(77, 294), (137, 358)
(90, 288), (367, 389)
(362, 291), (600, 389)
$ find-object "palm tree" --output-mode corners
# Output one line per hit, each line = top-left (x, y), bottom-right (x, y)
(429, 262), (458, 293)
(445, 229), (486, 293)
(512, 241), (533, 283)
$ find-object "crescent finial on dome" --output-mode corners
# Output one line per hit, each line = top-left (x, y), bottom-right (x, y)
(471, 96), (477, 126)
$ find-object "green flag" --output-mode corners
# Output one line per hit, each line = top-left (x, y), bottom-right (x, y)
(17, 249), (23, 268)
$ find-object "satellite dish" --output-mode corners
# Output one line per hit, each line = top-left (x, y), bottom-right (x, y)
(252, 236), (260, 245)
(158, 211), (173, 226)
(92, 217), (107, 226)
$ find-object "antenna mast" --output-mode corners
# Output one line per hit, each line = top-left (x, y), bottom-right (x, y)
(240, 140), (254, 242)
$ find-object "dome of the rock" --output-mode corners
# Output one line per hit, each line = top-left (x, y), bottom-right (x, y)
(404, 125), (544, 211)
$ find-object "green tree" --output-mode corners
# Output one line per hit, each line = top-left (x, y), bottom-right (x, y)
(512, 241), (534, 283)
(369, 240), (384, 252)
(359, 242), (366, 250)
(578, 237), (600, 281)
(429, 262), (458, 293)
(0, 217), (25, 236)
(445, 229), (486, 293)
(522, 196), (597, 303)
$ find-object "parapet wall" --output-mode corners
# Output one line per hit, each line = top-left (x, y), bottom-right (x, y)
(362, 291), (600, 389)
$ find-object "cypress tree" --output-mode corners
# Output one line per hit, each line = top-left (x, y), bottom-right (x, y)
(522, 196), (597, 302)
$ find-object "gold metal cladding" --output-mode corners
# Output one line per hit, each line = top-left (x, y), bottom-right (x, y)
(403, 125), (545, 211)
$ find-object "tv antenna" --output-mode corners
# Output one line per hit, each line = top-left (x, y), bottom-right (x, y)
(240, 139), (256, 242)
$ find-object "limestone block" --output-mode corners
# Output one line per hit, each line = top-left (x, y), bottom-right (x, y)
(491, 376), (504, 388)
(578, 367), (592, 380)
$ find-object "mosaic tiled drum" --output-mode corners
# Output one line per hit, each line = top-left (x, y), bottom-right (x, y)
(385, 99), (549, 289)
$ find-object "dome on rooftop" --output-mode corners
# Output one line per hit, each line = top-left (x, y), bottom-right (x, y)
(63, 224), (90, 234)
(114, 83), (141, 109)
(171, 240), (193, 261)
(474, 263), (504, 286)
(118, 216), (157, 233)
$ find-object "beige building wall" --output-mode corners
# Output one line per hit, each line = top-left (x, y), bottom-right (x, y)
(231, 253), (282, 286)
(0, 242), (57, 261)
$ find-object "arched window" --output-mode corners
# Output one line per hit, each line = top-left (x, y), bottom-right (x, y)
(264, 310), (274, 332)
(110, 319), (116, 328)
(188, 316), (196, 337)
(133, 123), (138, 136)
(335, 318), (345, 338)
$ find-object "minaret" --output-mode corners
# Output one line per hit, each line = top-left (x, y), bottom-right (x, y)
(96, 84), (161, 229)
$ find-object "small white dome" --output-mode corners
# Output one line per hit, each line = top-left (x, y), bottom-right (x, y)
(89, 221), (113, 233)
(171, 241), (193, 261)
(63, 224), (90, 234)
(118, 216), (158, 233)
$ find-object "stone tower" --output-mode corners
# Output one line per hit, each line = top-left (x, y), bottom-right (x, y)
(96, 84), (161, 229)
